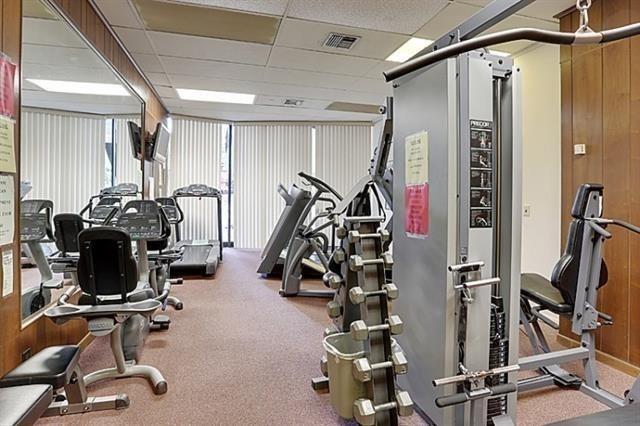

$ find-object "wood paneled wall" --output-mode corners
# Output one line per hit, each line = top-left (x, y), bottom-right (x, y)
(0, 0), (168, 376)
(560, 0), (640, 366)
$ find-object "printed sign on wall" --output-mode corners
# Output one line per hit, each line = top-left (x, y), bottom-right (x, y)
(404, 131), (429, 238)
(0, 116), (16, 173)
(0, 174), (14, 245)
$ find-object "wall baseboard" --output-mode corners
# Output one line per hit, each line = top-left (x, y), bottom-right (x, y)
(556, 334), (640, 377)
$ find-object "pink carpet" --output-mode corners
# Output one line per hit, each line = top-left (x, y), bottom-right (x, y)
(35, 249), (636, 425)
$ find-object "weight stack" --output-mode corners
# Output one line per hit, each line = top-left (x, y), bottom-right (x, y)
(487, 296), (509, 425)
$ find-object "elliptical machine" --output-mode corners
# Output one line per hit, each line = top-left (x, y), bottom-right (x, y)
(20, 199), (63, 319)
(280, 172), (342, 298)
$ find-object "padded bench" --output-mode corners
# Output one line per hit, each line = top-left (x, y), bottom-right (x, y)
(521, 273), (573, 314)
(0, 384), (53, 426)
(0, 345), (80, 389)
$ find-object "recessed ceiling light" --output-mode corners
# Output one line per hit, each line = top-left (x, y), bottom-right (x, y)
(176, 88), (255, 104)
(386, 38), (432, 63)
(27, 79), (130, 96)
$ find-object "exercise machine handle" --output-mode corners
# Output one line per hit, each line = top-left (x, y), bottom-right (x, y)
(435, 392), (469, 408)
(384, 24), (640, 82)
(298, 172), (343, 201)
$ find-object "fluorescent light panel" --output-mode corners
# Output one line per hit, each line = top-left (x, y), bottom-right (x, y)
(176, 88), (255, 104)
(386, 38), (432, 63)
(27, 79), (130, 96)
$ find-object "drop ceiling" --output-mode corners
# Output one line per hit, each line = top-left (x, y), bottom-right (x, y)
(93, 0), (575, 122)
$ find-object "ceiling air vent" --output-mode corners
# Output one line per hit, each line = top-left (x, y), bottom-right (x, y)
(323, 33), (360, 50)
(283, 99), (304, 107)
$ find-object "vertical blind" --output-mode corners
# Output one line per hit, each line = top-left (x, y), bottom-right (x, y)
(112, 116), (142, 186)
(233, 124), (312, 248)
(21, 109), (105, 214)
(315, 124), (372, 197)
(168, 117), (227, 241)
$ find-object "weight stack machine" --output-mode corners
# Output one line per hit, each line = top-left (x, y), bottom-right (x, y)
(313, 215), (413, 425)
(389, 50), (523, 425)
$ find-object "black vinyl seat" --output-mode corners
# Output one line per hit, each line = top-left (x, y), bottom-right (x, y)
(0, 384), (53, 426)
(0, 346), (80, 388)
(521, 184), (608, 315)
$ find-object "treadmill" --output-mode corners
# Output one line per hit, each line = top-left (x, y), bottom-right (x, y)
(165, 184), (223, 277)
(257, 183), (311, 276)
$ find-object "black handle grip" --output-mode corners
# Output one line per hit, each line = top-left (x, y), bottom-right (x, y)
(490, 383), (517, 397)
(435, 392), (469, 408)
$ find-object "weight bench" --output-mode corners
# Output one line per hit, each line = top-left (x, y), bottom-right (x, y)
(0, 345), (129, 418)
(0, 384), (52, 426)
(519, 183), (640, 408)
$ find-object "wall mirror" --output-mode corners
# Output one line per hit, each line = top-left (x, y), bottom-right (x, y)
(20, 0), (144, 325)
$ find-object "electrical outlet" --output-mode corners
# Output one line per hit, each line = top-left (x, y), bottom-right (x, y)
(523, 205), (531, 217)
(22, 348), (32, 361)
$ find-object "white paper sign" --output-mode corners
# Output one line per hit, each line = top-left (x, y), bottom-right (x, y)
(0, 174), (13, 245)
(2, 248), (13, 297)
(405, 131), (429, 185)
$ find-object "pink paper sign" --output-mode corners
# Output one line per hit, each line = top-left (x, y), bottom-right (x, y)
(0, 56), (16, 118)
(404, 183), (429, 237)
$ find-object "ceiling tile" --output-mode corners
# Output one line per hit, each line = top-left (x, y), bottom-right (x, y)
(275, 18), (409, 60)
(484, 12), (558, 33)
(363, 60), (398, 80)
(23, 64), (123, 84)
(23, 18), (85, 48)
(160, 56), (266, 81)
(287, 0), (449, 35)
(349, 77), (392, 95)
(23, 45), (105, 68)
(167, 73), (385, 104)
(148, 31), (271, 65)
(146, 72), (172, 86)
(132, 53), (166, 72)
(94, 0), (143, 28)
(268, 46), (379, 77)
(414, 2), (481, 39)
(517, 0), (575, 20)
(113, 27), (156, 54)
(165, 0), (289, 16)
(458, 0), (574, 21)
(133, 0), (280, 44)
(160, 56), (362, 91)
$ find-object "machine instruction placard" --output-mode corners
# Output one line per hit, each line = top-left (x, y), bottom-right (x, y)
(404, 131), (429, 238)
(0, 116), (16, 173)
(2, 248), (12, 297)
(469, 120), (493, 228)
(0, 174), (14, 245)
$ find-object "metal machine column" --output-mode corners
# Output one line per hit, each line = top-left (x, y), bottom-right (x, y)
(392, 51), (521, 425)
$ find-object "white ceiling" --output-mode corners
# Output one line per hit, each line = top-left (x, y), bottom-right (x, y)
(94, 0), (575, 122)
(23, 15), (142, 115)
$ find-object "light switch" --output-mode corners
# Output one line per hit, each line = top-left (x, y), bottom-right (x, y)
(574, 144), (586, 155)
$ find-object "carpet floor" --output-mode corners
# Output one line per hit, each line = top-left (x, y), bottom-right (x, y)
(36, 249), (636, 425)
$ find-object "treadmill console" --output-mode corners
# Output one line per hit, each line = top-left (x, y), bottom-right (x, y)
(156, 197), (182, 224)
(89, 197), (121, 222)
(116, 200), (163, 240)
(20, 200), (53, 242)
(100, 182), (139, 197)
(173, 184), (221, 198)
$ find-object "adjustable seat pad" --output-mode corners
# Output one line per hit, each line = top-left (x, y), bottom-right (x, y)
(521, 273), (572, 314)
(0, 345), (80, 388)
(0, 385), (52, 426)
